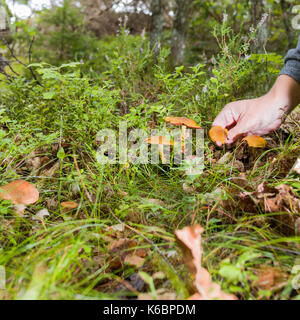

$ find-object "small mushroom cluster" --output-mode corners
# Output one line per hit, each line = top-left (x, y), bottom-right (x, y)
(145, 117), (202, 163)
(0, 180), (39, 215)
(209, 126), (267, 148)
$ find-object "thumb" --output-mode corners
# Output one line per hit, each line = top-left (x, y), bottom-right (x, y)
(226, 124), (245, 144)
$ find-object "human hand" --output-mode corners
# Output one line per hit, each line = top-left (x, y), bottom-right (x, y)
(212, 75), (300, 146)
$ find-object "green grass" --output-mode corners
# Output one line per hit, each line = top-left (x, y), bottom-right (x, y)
(0, 27), (299, 300)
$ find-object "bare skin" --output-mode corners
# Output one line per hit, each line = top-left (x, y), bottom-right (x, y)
(212, 75), (300, 146)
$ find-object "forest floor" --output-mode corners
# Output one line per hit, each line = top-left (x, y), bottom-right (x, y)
(0, 106), (299, 300)
(0, 33), (300, 299)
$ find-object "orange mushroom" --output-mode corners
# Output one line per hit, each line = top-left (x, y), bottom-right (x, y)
(164, 117), (202, 129)
(145, 136), (173, 146)
(0, 180), (39, 215)
(145, 136), (173, 163)
(209, 126), (228, 145)
(242, 135), (267, 148)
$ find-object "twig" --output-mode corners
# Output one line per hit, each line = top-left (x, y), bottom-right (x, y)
(28, 36), (35, 65)
(1, 35), (41, 85)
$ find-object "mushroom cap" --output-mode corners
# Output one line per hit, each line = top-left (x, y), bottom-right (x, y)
(0, 180), (39, 205)
(164, 117), (202, 129)
(242, 135), (267, 148)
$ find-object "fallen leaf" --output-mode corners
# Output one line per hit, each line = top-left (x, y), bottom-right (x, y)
(152, 271), (166, 280)
(124, 254), (145, 268)
(164, 117), (202, 129)
(216, 152), (232, 165)
(41, 161), (60, 178)
(61, 201), (78, 209)
(232, 183), (300, 234)
(182, 182), (196, 193)
(146, 198), (165, 207)
(107, 238), (141, 269)
(254, 266), (288, 290)
(175, 224), (237, 300)
(242, 135), (267, 148)
(34, 209), (50, 220)
(209, 126), (228, 145)
(291, 157), (300, 175)
(108, 223), (125, 232)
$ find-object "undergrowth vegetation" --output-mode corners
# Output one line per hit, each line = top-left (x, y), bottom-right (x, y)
(0, 22), (299, 300)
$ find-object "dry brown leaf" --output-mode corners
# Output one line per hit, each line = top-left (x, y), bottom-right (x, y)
(41, 161), (60, 178)
(291, 157), (300, 175)
(34, 209), (50, 221)
(254, 266), (288, 290)
(164, 117), (202, 129)
(209, 126), (228, 145)
(107, 238), (144, 270)
(175, 224), (237, 300)
(146, 198), (165, 207)
(231, 173), (248, 188)
(61, 201), (78, 209)
(124, 254), (145, 268)
(232, 183), (300, 234)
(108, 223), (125, 232)
(182, 182), (196, 193)
(242, 135), (267, 148)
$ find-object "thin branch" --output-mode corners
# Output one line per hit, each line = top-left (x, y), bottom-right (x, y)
(1, 35), (42, 85)
(0, 52), (19, 76)
(28, 36), (35, 65)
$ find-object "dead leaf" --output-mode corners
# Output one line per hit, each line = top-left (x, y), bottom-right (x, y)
(183, 182), (196, 193)
(41, 161), (60, 178)
(291, 157), (300, 175)
(34, 209), (50, 220)
(108, 223), (125, 232)
(242, 135), (267, 148)
(165, 117), (202, 129)
(124, 254), (145, 268)
(61, 201), (78, 209)
(216, 152), (232, 165)
(146, 198), (165, 207)
(107, 238), (144, 270)
(254, 266), (288, 290)
(175, 224), (237, 300)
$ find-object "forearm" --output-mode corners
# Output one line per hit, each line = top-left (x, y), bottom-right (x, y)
(267, 74), (300, 112)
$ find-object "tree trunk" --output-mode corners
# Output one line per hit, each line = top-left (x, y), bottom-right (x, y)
(150, 0), (163, 56)
(170, 0), (192, 66)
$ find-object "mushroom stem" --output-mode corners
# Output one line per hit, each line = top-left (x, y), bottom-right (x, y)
(14, 204), (26, 216)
